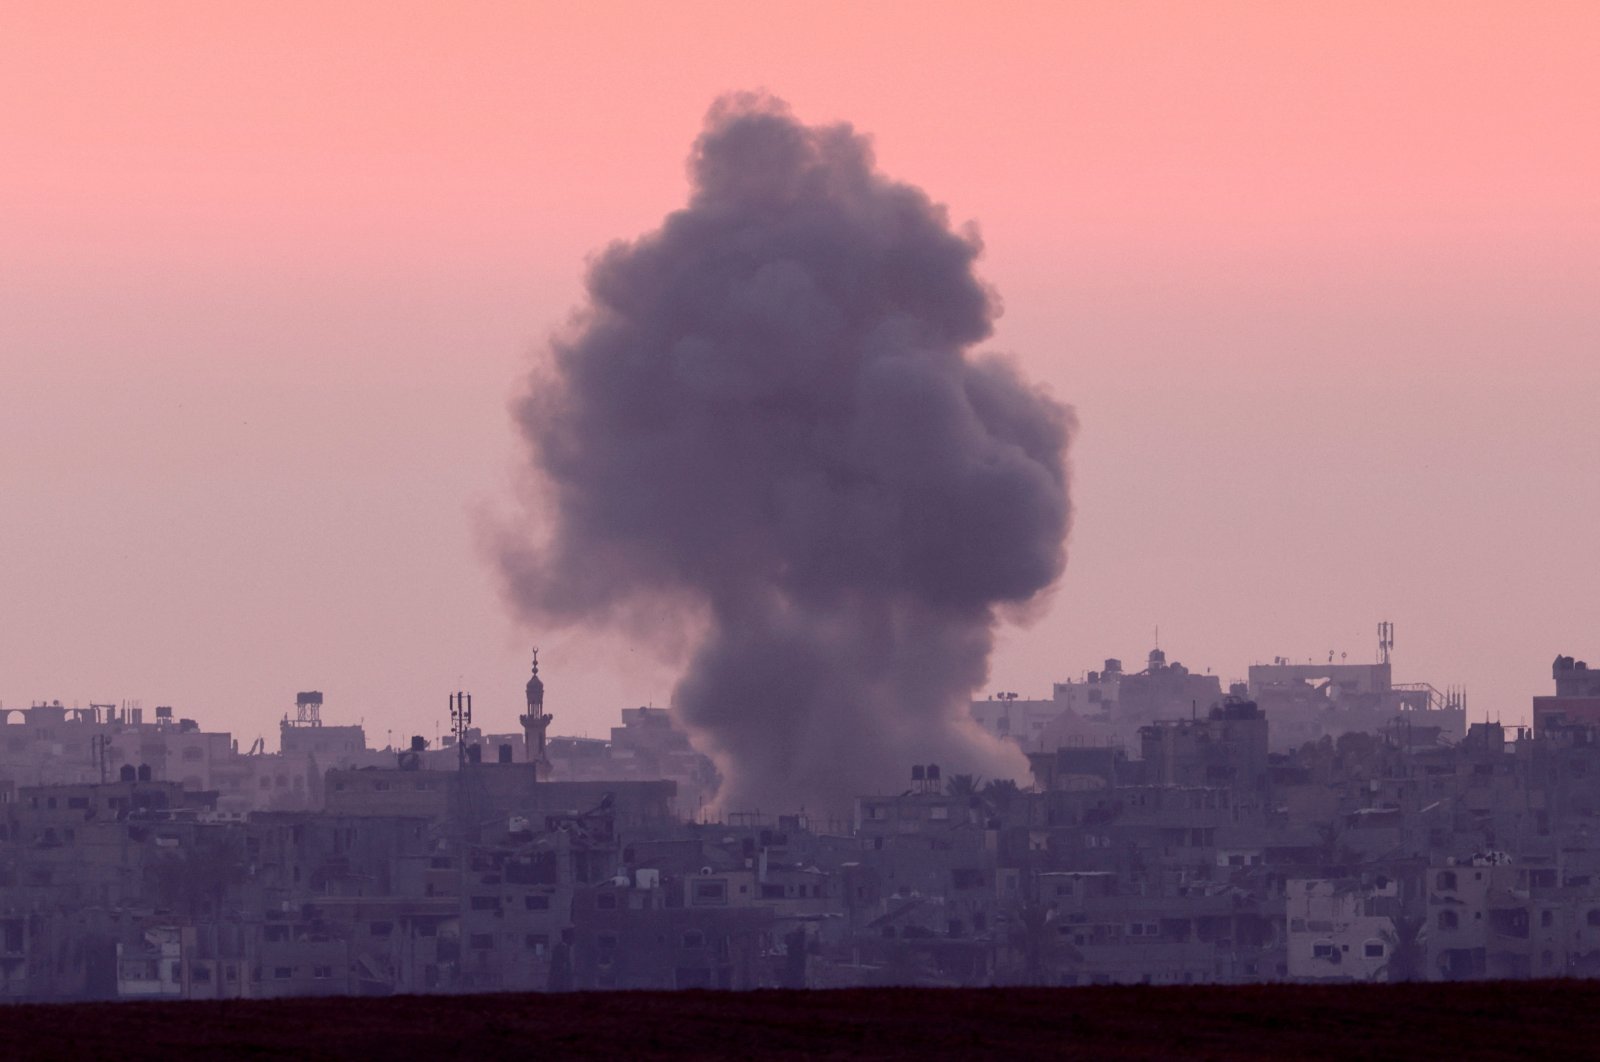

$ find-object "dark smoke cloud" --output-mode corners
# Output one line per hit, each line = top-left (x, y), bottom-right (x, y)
(500, 94), (1073, 814)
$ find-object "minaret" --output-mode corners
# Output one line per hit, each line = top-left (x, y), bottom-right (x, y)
(520, 648), (554, 773)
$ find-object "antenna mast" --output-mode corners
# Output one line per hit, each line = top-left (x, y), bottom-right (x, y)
(450, 691), (473, 771)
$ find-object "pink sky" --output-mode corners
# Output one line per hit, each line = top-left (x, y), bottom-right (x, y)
(3, 3), (1597, 747)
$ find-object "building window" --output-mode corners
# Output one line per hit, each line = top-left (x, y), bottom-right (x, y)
(524, 895), (550, 910)
(681, 930), (704, 949)
(273, 967), (292, 980)
(470, 896), (499, 911)
(470, 934), (494, 950)
(313, 965), (332, 979)
(1438, 910), (1459, 930)
(1436, 871), (1457, 891)
(1364, 942), (1385, 958)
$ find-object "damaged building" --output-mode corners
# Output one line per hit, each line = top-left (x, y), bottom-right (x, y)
(5, 647), (1600, 999)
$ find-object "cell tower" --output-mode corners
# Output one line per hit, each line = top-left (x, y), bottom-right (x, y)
(450, 690), (473, 770)
(1377, 621), (1394, 666)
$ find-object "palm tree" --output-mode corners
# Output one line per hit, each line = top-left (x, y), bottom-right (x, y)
(1313, 822), (1361, 874)
(1378, 913), (1427, 983)
(973, 778), (1023, 829)
(945, 774), (984, 800)
(149, 828), (248, 918)
(1003, 902), (1083, 985)
(982, 779), (1022, 814)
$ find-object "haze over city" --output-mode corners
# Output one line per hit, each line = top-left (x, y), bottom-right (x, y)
(15, 6), (1600, 1048)
(5, 2), (1597, 752)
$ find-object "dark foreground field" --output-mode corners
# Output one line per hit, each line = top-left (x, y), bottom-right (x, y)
(2, 981), (1593, 1060)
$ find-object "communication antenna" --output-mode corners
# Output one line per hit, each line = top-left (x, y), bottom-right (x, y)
(1377, 621), (1395, 666)
(450, 690), (473, 770)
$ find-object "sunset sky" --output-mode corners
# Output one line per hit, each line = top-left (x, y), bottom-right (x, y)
(3, 2), (1597, 749)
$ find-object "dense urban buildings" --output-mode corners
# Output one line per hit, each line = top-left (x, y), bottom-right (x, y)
(3, 637), (1598, 1000)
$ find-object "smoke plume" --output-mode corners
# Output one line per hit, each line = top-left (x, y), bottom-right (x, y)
(500, 95), (1073, 814)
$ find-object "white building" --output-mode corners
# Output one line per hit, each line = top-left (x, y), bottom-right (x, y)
(1285, 878), (1396, 982)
